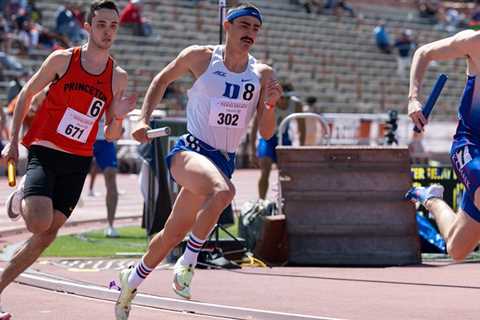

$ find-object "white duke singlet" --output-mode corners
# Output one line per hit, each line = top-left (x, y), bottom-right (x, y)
(186, 45), (261, 153)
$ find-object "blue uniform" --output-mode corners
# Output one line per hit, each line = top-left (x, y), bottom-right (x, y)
(256, 127), (291, 163)
(93, 139), (117, 170)
(450, 75), (480, 222)
(166, 133), (235, 179)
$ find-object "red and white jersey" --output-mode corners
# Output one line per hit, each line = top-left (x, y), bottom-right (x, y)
(22, 47), (114, 156)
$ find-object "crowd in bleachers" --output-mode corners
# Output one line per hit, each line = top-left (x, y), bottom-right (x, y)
(2, 0), (480, 136)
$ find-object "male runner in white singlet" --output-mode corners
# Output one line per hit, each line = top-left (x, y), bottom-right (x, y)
(114, 3), (282, 319)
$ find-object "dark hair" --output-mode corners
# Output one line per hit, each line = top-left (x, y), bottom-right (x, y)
(306, 96), (317, 105)
(227, 2), (261, 16)
(87, 0), (119, 24)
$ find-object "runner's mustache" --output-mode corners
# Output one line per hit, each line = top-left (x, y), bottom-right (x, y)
(241, 37), (254, 43)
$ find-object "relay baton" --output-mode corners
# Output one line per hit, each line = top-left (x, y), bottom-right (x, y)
(413, 74), (448, 133)
(7, 159), (16, 187)
(146, 127), (171, 139)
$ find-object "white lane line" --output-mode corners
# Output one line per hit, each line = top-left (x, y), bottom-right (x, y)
(11, 269), (345, 320)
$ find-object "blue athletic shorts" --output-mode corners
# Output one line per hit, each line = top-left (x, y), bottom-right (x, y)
(166, 133), (236, 180)
(451, 144), (480, 222)
(257, 131), (291, 163)
(93, 140), (117, 170)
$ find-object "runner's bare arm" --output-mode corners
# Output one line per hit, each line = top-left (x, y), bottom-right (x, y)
(132, 45), (210, 143)
(104, 66), (132, 141)
(9, 50), (70, 142)
(409, 30), (479, 130)
(255, 65), (281, 140)
(139, 46), (208, 123)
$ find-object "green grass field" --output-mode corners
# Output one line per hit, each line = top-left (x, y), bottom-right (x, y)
(42, 223), (239, 257)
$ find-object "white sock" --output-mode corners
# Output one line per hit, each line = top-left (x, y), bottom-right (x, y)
(127, 258), (153, 289)
(179, 233), (206, 267)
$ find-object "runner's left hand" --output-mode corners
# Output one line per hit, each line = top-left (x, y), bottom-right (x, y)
(265, 78), (283, 108)
(112, 90), (137, 119)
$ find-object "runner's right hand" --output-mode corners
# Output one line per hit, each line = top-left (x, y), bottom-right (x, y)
(131, 121), (151, 144)
(408, 98), (427, 132)
(1, 142), (19, 163)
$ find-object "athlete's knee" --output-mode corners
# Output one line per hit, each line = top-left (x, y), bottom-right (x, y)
(23, 199), (54, 234)
(212, 183), (235, 208)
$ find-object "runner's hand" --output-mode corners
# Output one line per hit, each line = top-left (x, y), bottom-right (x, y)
(112, 90), (137, 119)
(131, 120), (151, 144)
(408, 98), (427, 132)
(1, 142), (19, 163)
(265, 78), (283, 108)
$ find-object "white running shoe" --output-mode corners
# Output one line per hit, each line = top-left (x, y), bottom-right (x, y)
(0, 305), (12, 320)
(105, 226), (120, 238)
(5, 176), (25, 221)
(115, 267), (137, 320)
(172, 259), (194, 300)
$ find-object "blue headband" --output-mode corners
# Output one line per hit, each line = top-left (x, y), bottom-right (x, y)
(226, 7), (263, 25)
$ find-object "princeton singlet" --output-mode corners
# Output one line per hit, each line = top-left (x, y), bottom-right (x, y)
(452, 75), (480, 151)
(186, 45), (261, 153)
(22, 47), (114, 156)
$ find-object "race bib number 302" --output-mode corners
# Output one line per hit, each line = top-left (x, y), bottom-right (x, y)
(57, 107), (95, 143)
(208, 97), (248, 129)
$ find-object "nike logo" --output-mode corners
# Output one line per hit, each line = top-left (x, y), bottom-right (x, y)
(241, 79), (252, 82)
(213, 71), (227, 77)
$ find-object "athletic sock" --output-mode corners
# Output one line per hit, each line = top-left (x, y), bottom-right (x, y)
(179, 233), (206, 267)
(128, 258), (154, 289)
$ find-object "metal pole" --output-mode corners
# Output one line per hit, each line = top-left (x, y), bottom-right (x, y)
(219, 0), (226, 44)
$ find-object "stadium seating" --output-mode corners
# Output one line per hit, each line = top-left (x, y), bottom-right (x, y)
(0, 0), (470, 119)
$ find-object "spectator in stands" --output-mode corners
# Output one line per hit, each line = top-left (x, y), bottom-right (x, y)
(27, 0), (42, 24)
(373, 20), (391, 54)
(394, 29), (416, 79)
(299, 0), (322, 15)
(6, 70), (29, 104)
(119, 0), (152, 37)
(0, 51), (24, 72)
(437, 6), (465, 34)
(16, 19), (39, 55)
(468, 3), (480, 29)
(55, 3), (86, 44)
(0, 14), (12, 53)
(324, 0), (355, 18)
(417, 0), (439, 23)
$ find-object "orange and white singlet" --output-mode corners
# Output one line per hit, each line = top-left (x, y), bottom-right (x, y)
(22, 47), (114, 156)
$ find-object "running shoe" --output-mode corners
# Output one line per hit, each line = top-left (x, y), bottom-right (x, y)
(5, 176), (24, 221)
(0, 306), (11, 320)
(105, 226), (120, 238)
(172, 259), (194, 300)
(115, 267), (137, 320)
(405, 184), (444, 206)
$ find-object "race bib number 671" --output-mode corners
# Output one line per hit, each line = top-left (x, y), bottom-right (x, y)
(57, 107), (96, 143)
